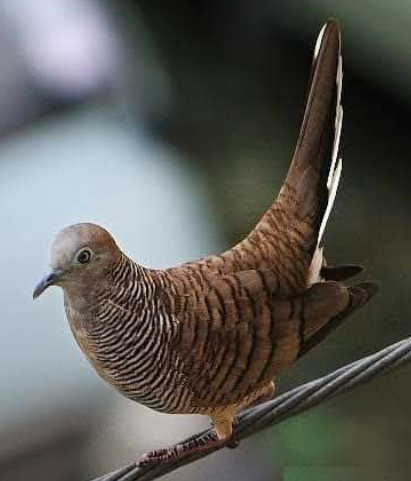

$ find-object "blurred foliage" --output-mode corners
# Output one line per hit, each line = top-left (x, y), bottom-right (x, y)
(1, 1), (410, 479)
(260, 410), (354, 465)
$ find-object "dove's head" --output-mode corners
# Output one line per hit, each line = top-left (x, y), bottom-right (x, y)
(33, 223), (122, 299)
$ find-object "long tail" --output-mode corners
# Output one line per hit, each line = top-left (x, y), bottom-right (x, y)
(277, 19), (343, 250)
(183, 20), (351, 292)
(254, 18), (344, 290)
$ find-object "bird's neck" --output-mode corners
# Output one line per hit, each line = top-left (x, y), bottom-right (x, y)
(64, 254), (155, 328)
(64, 252), (167, 354)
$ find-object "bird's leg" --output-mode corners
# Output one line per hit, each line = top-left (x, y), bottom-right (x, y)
(226, 382), (276, 449)
(225, 423), (240, 449)
(247, 382), (275, 409)
(138, 385), (277, 465)
(212, 409), (236, 448)
(138, 409), (235, 466)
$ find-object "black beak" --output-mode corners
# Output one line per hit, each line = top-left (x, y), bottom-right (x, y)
(33, 268), (64, 300)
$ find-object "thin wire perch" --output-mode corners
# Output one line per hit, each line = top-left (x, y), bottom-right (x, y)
(92, 336), (411, 481)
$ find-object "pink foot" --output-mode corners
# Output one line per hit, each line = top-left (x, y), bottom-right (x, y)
(138, 432), (225, 466)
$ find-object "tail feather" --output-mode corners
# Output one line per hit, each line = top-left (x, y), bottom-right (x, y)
(297, 281), (378, 358)
(180, 20), (349, 294)
(320, 264), (363, 282)
(278, 19), (342, 251)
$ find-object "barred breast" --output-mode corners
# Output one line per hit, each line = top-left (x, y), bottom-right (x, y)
(65, 255), (201, 414)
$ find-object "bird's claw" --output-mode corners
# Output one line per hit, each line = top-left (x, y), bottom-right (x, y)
(226, 437), (240, 449)
(138, 446), (180, 466)
(138, 432), (229, 466)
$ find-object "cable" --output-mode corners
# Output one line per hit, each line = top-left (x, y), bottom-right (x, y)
(91, 336), (411, 481)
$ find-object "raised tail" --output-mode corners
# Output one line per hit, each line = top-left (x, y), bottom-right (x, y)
(277, 19), (342, 248)
(182, 21), (349, 293)
(244, 19), (344, 290)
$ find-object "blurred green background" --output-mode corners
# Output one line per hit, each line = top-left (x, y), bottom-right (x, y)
(0, 1), (410, 480)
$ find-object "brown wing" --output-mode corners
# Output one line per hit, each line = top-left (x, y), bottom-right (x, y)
(168, 268), (376, 409)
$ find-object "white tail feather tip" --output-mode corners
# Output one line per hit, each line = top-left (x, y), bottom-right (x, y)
(314, 24), (327, 60)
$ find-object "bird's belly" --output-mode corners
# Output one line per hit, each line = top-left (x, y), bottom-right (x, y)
(69, 317), (269, 417)
(91, 356), (198, 415)
(68, 318), (197, 414)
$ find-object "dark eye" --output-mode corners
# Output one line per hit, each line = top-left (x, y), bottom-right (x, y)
(77, 249), (92, 264)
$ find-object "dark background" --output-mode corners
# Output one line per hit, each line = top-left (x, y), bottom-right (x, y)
(0, 1), (410, 480)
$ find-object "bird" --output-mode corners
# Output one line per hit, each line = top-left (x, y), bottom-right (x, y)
(33, 19), (377, 465)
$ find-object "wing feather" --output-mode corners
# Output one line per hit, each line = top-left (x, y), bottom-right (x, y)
(166, 269), (371, 408)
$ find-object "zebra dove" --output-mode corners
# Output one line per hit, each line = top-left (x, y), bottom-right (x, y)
(33, 19), (377, 464)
